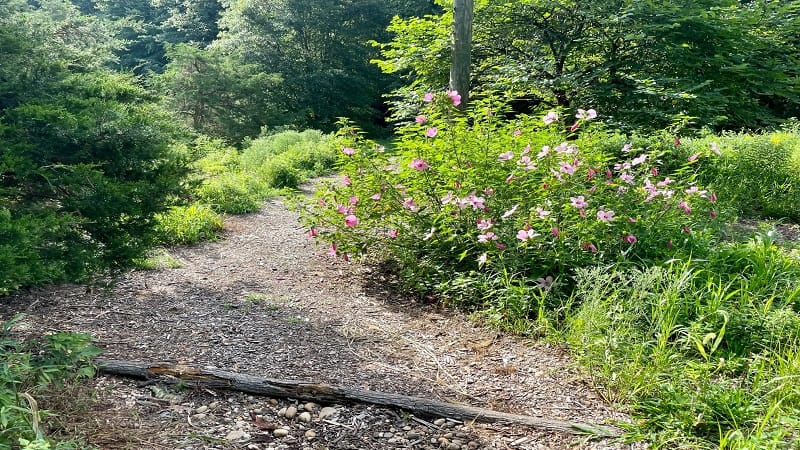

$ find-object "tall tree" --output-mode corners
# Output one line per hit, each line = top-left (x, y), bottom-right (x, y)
(83, 0), (224, 74)
(155, 0), (223, 46)
(209, 0), (440, 135)
(156, 43), (283, 143)
(374, 0), (800, 130)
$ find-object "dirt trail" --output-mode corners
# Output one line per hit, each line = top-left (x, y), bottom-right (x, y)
(1, 196), (638, 449)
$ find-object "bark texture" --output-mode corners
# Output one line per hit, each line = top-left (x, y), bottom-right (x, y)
(450, 0), (474, 108)
(96, 358), (618, 437)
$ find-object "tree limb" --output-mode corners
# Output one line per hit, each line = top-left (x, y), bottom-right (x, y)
(96, 358), (619, 438)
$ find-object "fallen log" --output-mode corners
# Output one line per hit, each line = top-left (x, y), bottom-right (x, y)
(96, 358), (619, 437)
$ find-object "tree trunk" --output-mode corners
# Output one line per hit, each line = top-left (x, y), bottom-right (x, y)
(96, 358), (618, 437)
(450, 0), (474, 109)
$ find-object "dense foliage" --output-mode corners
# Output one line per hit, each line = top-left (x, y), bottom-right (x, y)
(151, 0), (440, 142)
(147, 130), (338, 246)
(4, 1), (800, 448)
(155, 44), (284, 144)
(77, 0), (223, 74)
(302, 95), (800, 448)
(0, 1), (186, 293)
(375, 0), (800, 131)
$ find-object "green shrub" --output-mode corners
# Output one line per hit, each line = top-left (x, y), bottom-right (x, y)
(194, 172), (269, 214)
(0, 210), (77, 294)
(302, 95), (722, 305)
(1, 315), (100, 449)
(260, 157), (302, 189)
(186, 134), (325, 213)
(189, 135), (234, 160)
(241, 129), (327, 168)
(279, 141), (338, 178)
(242, 129), (337, 181)
(193, 144), (241, 176)
(0, 71), (188, 281)
(154, 204), (223, 245)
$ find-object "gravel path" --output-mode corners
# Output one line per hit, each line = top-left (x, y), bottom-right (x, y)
(1, 194), (641, 450)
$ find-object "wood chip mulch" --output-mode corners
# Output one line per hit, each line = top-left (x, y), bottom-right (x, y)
(1, 194), (645, 450)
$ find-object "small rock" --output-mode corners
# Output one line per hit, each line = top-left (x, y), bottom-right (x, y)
(468, 442), (480, 449)
(318, 407), (337, 420)
(195, 405), (209, 414)
(225, 430), (250, 441)
(433, 418), (447, 427)
(269, 399), (278, 405)
(510, 436), (531, 446)
(274, 428), (290, 438)
(285, 406), (297, 419)
(446, 444), (460, 450)
(304, 430), (317, 440)
(383, 432), (394, 439)
(298, 412), (312, 423)
(304, 402), (318, 411)
(191, 413), (207, 421)
(407, 432), (421, 439)
(403, 426), (412, 431)
(209, 401), (220, 410)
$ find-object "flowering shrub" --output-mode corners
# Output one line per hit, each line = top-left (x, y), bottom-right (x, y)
(301, 93), (723, 301)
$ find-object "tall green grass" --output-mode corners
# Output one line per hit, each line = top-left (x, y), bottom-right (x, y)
(562, 234), (800, 448)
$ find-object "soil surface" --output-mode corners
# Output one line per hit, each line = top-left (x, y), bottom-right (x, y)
(1, 189), (642, 450)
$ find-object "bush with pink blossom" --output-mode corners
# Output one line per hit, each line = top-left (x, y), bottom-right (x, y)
(301, 93), (723, 303)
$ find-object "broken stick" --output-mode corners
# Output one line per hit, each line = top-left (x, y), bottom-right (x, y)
(95, 358), (619, 437)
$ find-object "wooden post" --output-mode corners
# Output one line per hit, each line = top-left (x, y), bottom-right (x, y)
(450, 0), (474, 109)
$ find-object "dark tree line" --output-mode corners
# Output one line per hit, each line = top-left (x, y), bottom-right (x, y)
(377, 0), (800, 131)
